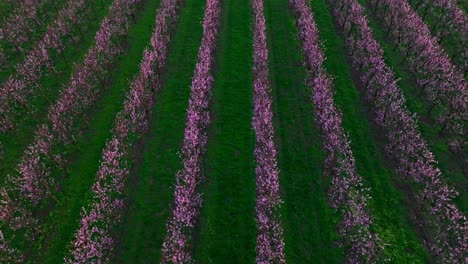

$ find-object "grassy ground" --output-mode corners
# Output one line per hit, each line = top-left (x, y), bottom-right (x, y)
(0, 0), (13, 18)
(360, 0), (467, 214)
(461, 1), (468, 12)
(115, 0), (206, 262)
(0, 0), (113, 183)
(310, 0), (431, 262)
(194, 0), (257, 262)
(1, 0), (461, 261)
(264, 0), (343, 263)
(28, 0), (163, 262)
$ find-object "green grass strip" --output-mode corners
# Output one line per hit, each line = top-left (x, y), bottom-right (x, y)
(264, 0), (344, 263)
(0, 0), (13, 18)
(194, 0), (257, 262)
(115, 0), (206, 262)
(461, 2), (468, 13)
(30, 0), (164, 262)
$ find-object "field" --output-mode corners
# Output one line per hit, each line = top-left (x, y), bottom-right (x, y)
(0, 0), (466, 263)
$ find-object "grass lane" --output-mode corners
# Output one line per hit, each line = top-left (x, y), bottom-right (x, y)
(31, 0), (163, 262)
(0, 0), (13, 19)
(359, 0), (467, 213)
(0, 0), (113, 183)
(194, 0), (257, 262)
(115, 0), (206, 262)
(461, 2), (468, 12)
(264, 0), (343, 263)
(311, 0), (431, 261)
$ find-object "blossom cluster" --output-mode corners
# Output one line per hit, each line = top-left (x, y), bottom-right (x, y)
(0, 0), (90, 132)
(328, 0), (467, 262)
(0, 0), (47, 55)
(65, 0), (183, 262)
(0, 0), (142, 258)
(252, 0), (286, 263)
(369, 0), (467, 139)
(161, 0), (221, 262)
(291, 0), (380, 262)
(408, 0), (467, 71)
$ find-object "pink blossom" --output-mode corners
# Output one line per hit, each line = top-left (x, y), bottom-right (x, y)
(66, 0), (182, 262)
(161, 0), (221, 262)
(0, 0), (88, 133)
(2, 0), (144, 259)
(291, 0), (381, 262)
(369, 0), (467, 138)
(252, 0), (286, 262)
(328, 0), (467, 261)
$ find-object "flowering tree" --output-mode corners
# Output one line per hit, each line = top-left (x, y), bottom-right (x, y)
(368, 0), (467, 140)
(291, 0), (381, 262)
(0, 0), (48, 54)
(408, 0), (467, 71)
(65, 0), (182, 262)
(0, 0), (89, 133)
(328, 0), (467, 262)
(252, 0), (286, 263)
(161, 0), (221, 262)
(1, 0), (142, 259)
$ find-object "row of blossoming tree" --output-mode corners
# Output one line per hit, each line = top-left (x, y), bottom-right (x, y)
(0, 0), (94, 133)
(65, 0), (183, 262)
(161, 0), (221, 262)
(408, 0), (467, 72)
(291, 0), (382, 262)
(0, 0), (142, 260)
(0, 0), (50, 63)
(328, 0), (467, 262)
(367, 0), (467, 142)
(252, 0), (286, 262)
